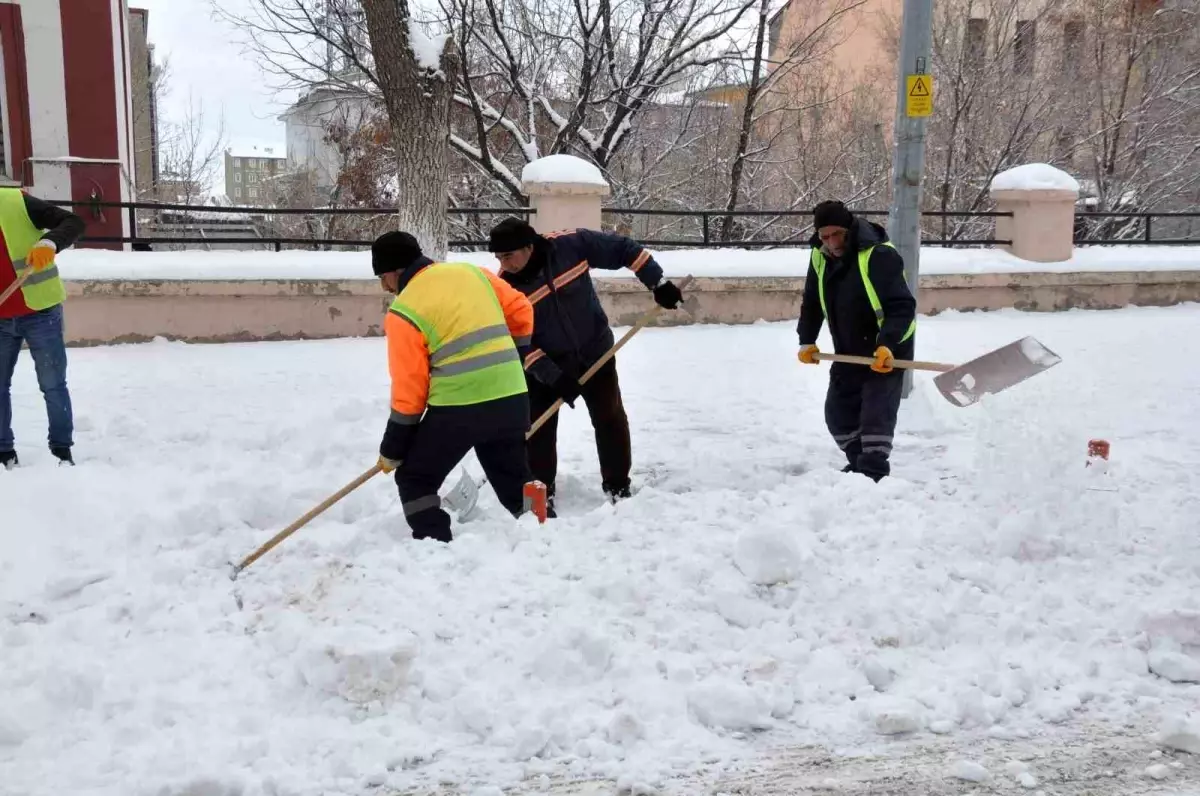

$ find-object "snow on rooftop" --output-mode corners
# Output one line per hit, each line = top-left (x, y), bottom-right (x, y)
(521, 154), (609, 187)
(227, 142), (287, 160)
(991, 163), (1081, 194)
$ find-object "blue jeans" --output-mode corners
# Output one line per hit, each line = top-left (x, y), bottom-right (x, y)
(0, 304), (74, 452)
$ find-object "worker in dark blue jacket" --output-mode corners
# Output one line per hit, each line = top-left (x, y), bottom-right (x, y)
(488, 218), (684, 514)
(797, 200), (917, 482)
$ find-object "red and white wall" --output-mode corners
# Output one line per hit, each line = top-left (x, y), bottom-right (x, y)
(0, 0), (135, 249)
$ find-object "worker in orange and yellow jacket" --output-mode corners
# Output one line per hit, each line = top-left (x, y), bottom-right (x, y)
(372, 230), (536, 542)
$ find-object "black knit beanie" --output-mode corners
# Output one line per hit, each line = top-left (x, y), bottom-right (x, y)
(488, 217), (539, 253)
(371, 230), (423, 276)
(813, 200), (854, 231)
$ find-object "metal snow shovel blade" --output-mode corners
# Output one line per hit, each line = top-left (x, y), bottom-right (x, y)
(441, 468), (487, 521)
(811, 335), (1062, 408)
(932, 336), (1062, 407)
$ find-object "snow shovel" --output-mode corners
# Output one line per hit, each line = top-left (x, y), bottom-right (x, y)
(230, 463), (487, 580)
(528, 273), (695, 436)
(811, 336), (1062, 407)
(441, 468), (487, 521)
(230, 462), (383, 580)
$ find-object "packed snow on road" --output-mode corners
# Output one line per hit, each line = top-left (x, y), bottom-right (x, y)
(2, 306), (1199, 795)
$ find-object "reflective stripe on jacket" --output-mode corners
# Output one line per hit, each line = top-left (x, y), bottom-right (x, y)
(0, 188), (67, 312)
(385, 261), (533, 421)
(810, 242), (916, 345)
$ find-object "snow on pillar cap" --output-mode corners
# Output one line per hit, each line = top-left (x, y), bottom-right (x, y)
(989, 163), (1080, 197)
(521, 155), (610, 194)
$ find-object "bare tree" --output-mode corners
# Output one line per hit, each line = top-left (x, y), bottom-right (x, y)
(875, 0), (1069, 242)
(718, 0), (872, 241)
(155, 94), (228, 205)
(214, 0), (760, 205)
(880, 0), (1200, 243)
(358, 0), (460, 254)
(1061, 0), (1200, 241)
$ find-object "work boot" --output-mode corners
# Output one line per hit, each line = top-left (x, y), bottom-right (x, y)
(841, 464), (857, 473)
(0, 451), (17, 470)
(50, 446), (74, 466)
(546, 494), (557, 519)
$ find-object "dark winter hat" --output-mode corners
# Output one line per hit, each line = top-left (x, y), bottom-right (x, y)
(488, 217), (539, 253)
(371, 230), (423, 276)
(813, 200), (854, 231)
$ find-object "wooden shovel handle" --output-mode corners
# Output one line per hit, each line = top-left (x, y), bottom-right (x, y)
(0, 269), (31, 306)
(813, 352), (956, 373)
(231, 462), (384, 579)
(527, 274), (695, 437)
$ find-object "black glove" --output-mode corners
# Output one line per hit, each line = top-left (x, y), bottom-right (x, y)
(653, 280), (684, 309)
(379, 418), (418, 464)
(552, 372), (583, 407)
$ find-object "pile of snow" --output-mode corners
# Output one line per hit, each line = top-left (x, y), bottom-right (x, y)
(947, 759), (991, 782)
(3, 307), (1200, 794)
(53, 244), (1200, 282)
(522, 154), (609, 187)
(990, 162), (1081, 194)
(1159, 714), (1200, 754)
(1145, 611), (1200, 684)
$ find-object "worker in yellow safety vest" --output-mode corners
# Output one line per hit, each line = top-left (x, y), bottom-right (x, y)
(0, 188), (85, 470)
(372, 230), (538, 541)
(796, 200), (917, 482)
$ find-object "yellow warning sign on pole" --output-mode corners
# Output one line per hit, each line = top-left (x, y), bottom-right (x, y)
(905, 74), (934, 117)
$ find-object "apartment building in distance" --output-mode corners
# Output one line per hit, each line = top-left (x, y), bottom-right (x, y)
(224, 144), (287, 205)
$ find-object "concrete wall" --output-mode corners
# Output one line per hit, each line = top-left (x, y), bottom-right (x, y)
(59, 270), (1200, 346)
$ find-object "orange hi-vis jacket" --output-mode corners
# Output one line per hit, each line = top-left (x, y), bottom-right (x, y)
(385, 260), (534, 424)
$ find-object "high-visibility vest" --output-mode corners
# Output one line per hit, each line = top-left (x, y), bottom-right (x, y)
(810, 241), (916, 344)
(389, 261), (527, 406)
(0, 188), (67, 311)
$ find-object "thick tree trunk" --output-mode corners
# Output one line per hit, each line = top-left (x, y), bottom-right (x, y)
(361, 0), (459, 258)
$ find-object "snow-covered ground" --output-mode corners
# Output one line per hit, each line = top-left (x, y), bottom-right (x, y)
(55, 244), (1200, 281)
(3, 306), (1200, 796)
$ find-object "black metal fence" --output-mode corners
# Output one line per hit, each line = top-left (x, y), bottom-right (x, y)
(598, 207), (1013, 248)
(44, 198), (1200, 251)
(1072, 210), (1200, 245)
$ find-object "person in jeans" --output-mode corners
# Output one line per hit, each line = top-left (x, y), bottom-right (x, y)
(0, 189), (85, 469)
(487, 218), (685, 516)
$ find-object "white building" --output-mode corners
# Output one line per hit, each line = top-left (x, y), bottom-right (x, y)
(279, 81), (375, 199)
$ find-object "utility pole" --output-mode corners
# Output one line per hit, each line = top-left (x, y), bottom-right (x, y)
(886, 0), (934, 398)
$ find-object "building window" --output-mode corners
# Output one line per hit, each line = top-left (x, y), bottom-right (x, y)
(964, 18), (988, 72)
(249, 187), (259, 199)
(235, 187), (242, 198)
(1014, 20), (1036, 77)
(249, 172), (257, 183)
(233, 158), (241, 167)
(235, 172), (242, 183)
(1062, 19), (1084, 78)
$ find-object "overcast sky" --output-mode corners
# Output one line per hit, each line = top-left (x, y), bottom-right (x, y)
(135, 0), (293, 150)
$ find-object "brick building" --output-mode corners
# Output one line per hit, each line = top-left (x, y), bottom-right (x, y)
(0, 0), (142, 249)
